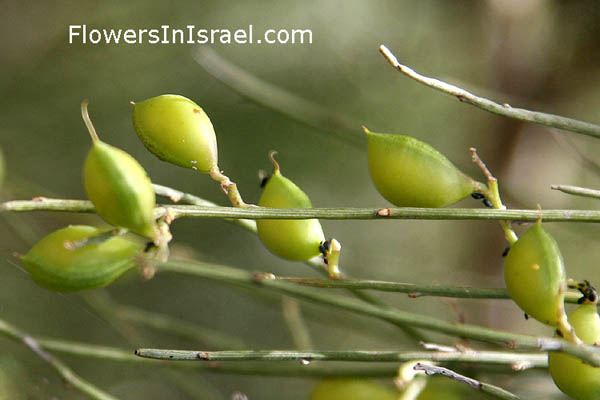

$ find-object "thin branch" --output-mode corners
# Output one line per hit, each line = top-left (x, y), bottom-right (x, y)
(156, 259), (600, 366)
(379, 44), (600, 139)
(0, 318), (118, 400)
(0, 198), (94, 213)
(3, 332), (401, 378)
(413, 363), (520, 400)
(551, 184), (600, 200)
(5, 198), (600, 223)
(134, 348), (546, 368)
(272, 277), (588, 304)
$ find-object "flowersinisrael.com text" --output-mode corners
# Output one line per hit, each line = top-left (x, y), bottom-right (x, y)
(68, 25), (312, 45)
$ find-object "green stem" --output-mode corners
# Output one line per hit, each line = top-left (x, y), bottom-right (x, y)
(272, 277), (588, 304)
(156, 259), (600, 366)
(0, 330), (401, 378)
(0, 318), (118, 400)
(551, 184), (600, 200)
(413, 363), (519, 400)
(6, 198), (600, 223)
(134, 348), (546, 367)
(379, 45), (600, 139)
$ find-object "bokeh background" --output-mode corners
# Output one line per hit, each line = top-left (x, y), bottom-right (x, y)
(1, 0), (600, 398)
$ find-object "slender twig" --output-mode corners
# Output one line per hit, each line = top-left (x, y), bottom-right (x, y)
(0, 330), (400, 377)
(156, 259), (600, 366)
(6, 198), (600, 222)
(0, 198), (94, 213)
(413, 363), (520, 400)
(134, 348), (546, 368)
(551, 184), (600, 200)
(379, 44), (600, 139)
(272, 277), (588, 304)
(0, 318), (118, 400)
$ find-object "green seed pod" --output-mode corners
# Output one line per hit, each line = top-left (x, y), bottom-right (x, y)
(81, 101), (158, 241)
(131, 94), (218, 173)
(310, 379), (396, 400)
(20, 225), (142, 292)
(548, 303), (600, 400)
(364, 127), (476, 207)
(504, 221), (566, 326)
(257, 153), (325, 261)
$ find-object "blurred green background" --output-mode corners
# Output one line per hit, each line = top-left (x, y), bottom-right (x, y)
(2, 0), (600, 398)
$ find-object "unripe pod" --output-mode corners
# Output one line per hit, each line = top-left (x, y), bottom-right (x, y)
(131, 94), (218, 173)
(257, 153), (325, 261)
(548, 303), (600, 400)
(20, 225), (142, 292)
(364, 127), (476, 207)
(82, 101), (159, 241)
(310, 379), (396, 400)
(504, 222), (566, 326)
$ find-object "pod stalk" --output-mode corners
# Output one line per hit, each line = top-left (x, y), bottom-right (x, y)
(555, 283), (583, 345)
(209, 166), (253, 208)
(470, 147), (518, 245)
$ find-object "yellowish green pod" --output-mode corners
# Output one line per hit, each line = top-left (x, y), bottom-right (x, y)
(504, 221), (566, 326)
(20, 225), (142, 292)
(364, 127), (476, 207)
(131, 94), (218, 173)
(548, 303), (600, 400)
(310, 379), (396, 400)
(257, 153), (325, 261)
(82, 101), (158, 241)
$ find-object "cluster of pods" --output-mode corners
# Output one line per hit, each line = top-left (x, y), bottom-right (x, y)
(366, 128), (600, 400)
(17, 94), (599, 399)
